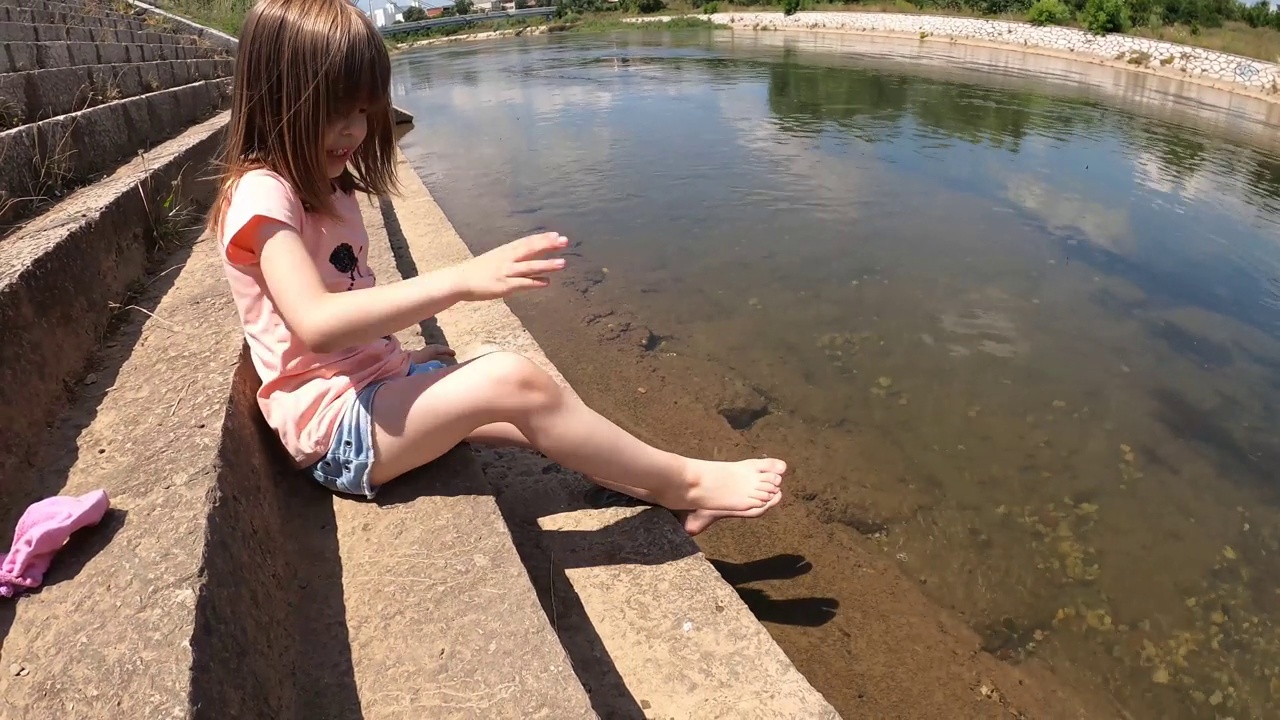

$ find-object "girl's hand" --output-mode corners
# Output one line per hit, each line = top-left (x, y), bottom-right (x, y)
(411, 344), (456, 364)
(454, 232), (568, 301)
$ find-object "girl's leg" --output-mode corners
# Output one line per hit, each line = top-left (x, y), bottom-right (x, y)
(466, 422), (783, 536)
(367, 351), (785, 512)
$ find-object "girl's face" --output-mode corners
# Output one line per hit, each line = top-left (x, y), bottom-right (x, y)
(323, 107), (368, 179)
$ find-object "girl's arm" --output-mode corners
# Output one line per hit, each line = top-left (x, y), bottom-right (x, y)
(256, 219), (566, 354)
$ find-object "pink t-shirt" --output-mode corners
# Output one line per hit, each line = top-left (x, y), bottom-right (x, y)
(217, 169), (411, 467)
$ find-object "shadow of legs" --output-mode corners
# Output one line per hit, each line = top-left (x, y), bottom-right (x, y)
(709, 554), (840, 628)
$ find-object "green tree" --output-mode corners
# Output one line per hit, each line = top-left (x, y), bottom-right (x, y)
(402, 5), (427, 21)
(1080, 0), (1131, 32)
(1028, 0), (1072, 23)
(455, 0), (474, 13)
(782, 0), (802, 14)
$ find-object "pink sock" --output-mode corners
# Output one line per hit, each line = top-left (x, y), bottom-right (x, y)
(0, 490), (110, 598)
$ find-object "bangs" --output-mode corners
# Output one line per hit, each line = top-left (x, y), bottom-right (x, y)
(325, 14), (391, 117)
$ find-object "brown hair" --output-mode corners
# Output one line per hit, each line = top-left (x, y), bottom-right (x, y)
(210, 0), (397, 233)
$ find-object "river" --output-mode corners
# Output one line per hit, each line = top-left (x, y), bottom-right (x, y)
(391, 29), (1280, 719)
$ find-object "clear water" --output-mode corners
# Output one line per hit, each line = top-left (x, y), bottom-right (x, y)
(392, 30), (1280, 719)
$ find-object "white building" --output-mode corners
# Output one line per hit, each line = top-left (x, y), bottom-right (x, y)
(371, 3), (404, 27)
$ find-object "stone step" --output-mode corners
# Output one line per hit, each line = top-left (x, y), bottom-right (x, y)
(0, 252), (600, 720)
(0, 233), (303, 719)
(0, 3), (148, 32)
(295, 193), (600, 720)
(0, 76), (230, 225)
(0, 144), (599, 719)
(0, 111), (227, 542)
(377, 152), (842, 718)
(3, 0), (142, 23)
(0, 20), (198, 45)
(0, 57), (233, 127)
(126, 0), (239, 51)
(0, 40), (219, 74)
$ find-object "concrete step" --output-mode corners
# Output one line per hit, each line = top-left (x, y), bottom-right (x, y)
(0, 232), (298, 719)
(377, 151), (842, 718)
(5, 0), (142, 23)
(0, 58), (233, 127)
(0, 76), (230, 225)
(0, 147), (599, 719)
(297, 193), (600, 720)
(0, 232), (599, 718)
(0, 111), (227, 505)
(123, 0), (240, 52)
(0, 3), (148, 31)
(0, 21), (198, 45)
(0, 40), (218, 74)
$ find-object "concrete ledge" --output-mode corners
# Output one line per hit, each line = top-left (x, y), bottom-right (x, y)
(0, 4), (147, 32)
(0, 40), (215, 73)
(0, 229), (322, 718)
(0, 112), (227, 513)
(0, 58), (233, 127)
(0, 77), (231, 225)
(0, 21), (199, 46)
(7, 0), (142, 24)
(126, 0), (240, 52)
(0, 152), (597, 719)
(0, 231), (244, 719)
(307, 196), (600, 720)
(376, 150), (841, 718)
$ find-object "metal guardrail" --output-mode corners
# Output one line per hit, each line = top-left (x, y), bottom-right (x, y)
(378, 7), (557, 36)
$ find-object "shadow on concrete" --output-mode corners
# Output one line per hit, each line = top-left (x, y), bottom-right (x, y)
(0, 600), (10, 657)
(373, 190), (648, 719)
(0, 230), (199, 655)
(0, 508), (128, 652)
(376, 194), (449, 346)
(709, 554), (840, 628)
(190, 354), (363, 719)
(485, 453), (654, 720)
(0, 232), (198, 536)
(38, 508), (130, 591)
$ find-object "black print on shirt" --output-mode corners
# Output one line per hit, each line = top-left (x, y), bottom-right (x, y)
(328, 243), (364, 290)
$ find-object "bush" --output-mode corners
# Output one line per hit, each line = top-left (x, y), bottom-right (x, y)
(1080, 0), (1131, 33)
(1027, 0), (1072, 23)
(703, 0), (719, 11)
(635, 0), (666, 11)
(402, 5), (427, 21)
(782, 0), (802, 14)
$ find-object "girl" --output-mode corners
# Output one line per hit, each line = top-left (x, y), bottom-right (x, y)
(211, 0), (786, 536)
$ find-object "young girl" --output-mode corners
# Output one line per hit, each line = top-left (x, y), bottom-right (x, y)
(211, 0), (786, 535)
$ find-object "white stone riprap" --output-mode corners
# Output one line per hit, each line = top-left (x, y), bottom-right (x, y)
(629, 11), (1280, 94)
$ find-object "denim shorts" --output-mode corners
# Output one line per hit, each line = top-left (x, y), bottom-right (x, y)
(306, 360), (447, 499)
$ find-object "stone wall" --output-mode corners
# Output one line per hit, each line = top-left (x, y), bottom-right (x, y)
(636, 11), (1280, 94)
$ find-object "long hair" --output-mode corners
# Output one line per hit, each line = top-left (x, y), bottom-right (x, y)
(210, 0), (397, 233)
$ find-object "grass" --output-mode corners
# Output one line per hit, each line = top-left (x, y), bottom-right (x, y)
(146, 0), (251, 37)
(385, 17), (550, 47)
(1131, 21), (1280, 63)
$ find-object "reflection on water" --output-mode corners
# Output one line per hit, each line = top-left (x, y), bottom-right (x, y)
(392, 30), (1280, 719)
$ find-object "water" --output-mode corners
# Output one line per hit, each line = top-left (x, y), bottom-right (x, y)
(391, 30), (1280, 719)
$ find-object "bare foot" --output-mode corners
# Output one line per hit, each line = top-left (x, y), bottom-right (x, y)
(679, 490), (783, 536)
(676, 458), (786, 512)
